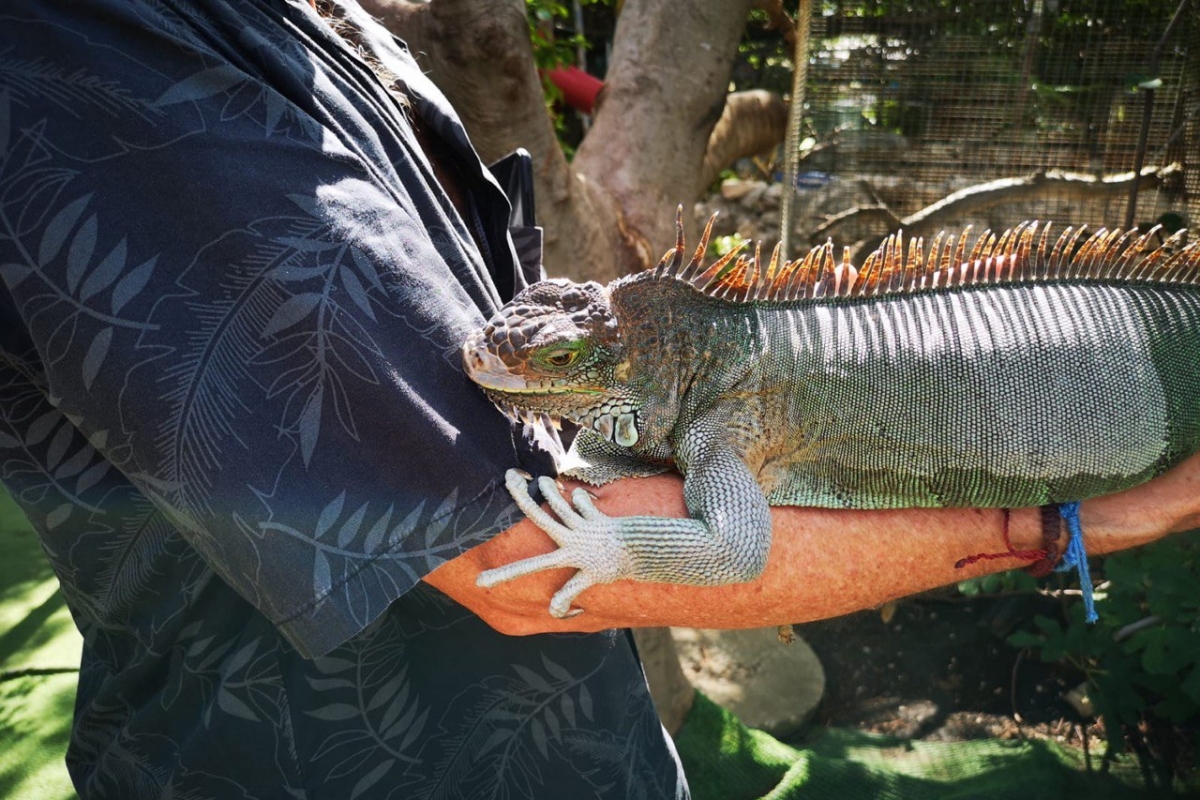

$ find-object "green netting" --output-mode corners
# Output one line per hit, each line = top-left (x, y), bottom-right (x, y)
(676, 691), (1191, 800)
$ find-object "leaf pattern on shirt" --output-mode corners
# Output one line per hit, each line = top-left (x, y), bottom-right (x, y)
(0, 57), (150, 120)
(425, 657), (604, 800)
(305, 626), (429, 799)
(0, 2), (686, 798)
(0, 136), (160, 392)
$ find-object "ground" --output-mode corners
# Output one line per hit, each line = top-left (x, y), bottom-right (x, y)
(797, 588), (1102, 750)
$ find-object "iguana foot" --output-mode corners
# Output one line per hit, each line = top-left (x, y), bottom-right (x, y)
(477, 469), (634, 618)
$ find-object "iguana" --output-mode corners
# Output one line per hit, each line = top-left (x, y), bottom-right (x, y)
(462, 210), (1200, 620)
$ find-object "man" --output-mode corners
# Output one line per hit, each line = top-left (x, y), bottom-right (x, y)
(1, 1), (1196, 798)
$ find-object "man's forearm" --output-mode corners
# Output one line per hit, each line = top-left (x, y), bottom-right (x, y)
(424, 451), (1200, 635)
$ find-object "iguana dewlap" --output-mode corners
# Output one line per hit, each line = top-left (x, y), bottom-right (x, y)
(462, 211), (1200, 618)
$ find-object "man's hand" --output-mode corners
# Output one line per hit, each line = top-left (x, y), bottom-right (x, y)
(424, 452), (1200, 635)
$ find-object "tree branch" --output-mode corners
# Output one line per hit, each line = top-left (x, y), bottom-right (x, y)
(699, 89), (788, 190)
(812, 205), (902, 240)
(814, 164), (1182, 260)
(906, 164), (1180, 231)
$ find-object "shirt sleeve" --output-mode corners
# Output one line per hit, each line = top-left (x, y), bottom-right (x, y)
(0, 0), (558, 657)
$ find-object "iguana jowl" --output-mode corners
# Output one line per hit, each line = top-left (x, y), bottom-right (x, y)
(462, 211), (1200, 618)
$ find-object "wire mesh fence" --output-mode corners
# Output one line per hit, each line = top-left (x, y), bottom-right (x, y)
(783, 0), (1198, 255)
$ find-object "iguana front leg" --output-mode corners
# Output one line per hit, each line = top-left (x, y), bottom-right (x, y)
(561, 427), (673, 486)
(477, 424), (772, 618)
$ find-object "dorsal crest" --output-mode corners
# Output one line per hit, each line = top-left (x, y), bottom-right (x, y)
(648, 207), (1198, 303)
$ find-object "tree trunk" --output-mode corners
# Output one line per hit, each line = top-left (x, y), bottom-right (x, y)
(360, 0), (641, 282)
(363, 0), (782, 283)
(632, 627), (696, 735)
(572, 0), (759, 266)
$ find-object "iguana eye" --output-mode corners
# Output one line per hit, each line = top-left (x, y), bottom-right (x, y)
(544, 349), (578, 367)
(536, 343), (585, 370)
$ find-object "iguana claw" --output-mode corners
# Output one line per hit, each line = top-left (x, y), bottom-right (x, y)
(477, 469), (634, 617)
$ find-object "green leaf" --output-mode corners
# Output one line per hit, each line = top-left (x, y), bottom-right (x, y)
(1180, 664), (1200, 706)
(1006, 631), (1045, 650)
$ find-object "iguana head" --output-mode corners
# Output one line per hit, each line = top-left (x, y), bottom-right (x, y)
(463, 279), (641, 446)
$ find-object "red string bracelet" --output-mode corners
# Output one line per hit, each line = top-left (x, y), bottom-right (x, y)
(1025, 505), (1064, 577)
(954, 507), (1051, 570)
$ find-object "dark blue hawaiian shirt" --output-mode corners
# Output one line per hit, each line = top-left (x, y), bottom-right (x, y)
(0, 1), (686, 797)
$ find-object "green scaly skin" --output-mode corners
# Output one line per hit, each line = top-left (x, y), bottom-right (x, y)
(462, 217), (1200, 618)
